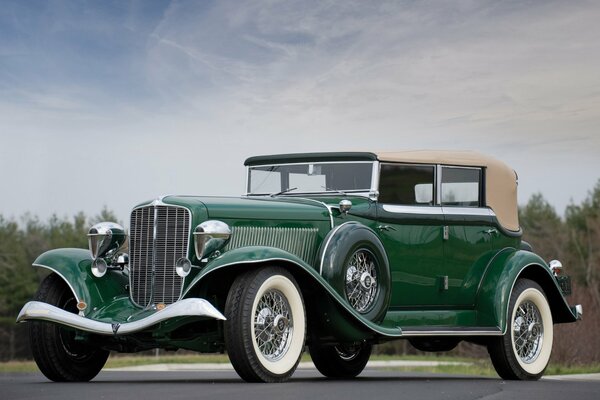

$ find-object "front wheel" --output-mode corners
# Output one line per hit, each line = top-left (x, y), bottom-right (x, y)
(29, 273), (109, 382)
(225, 267), (306, 382)
(488, 279), (553, 380)
(309, 342), (372, 378)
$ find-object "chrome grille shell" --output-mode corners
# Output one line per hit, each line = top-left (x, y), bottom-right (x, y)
(224, 226), (319, 266)
(129, 203), (191, 307)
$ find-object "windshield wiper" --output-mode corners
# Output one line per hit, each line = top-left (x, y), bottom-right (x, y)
(321, 186), (346, 196)
(270, 187), (298, 197)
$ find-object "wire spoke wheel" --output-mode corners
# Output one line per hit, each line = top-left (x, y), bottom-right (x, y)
(253, 289), (293, 361)
(488, 279), (553, 380)
(225, 267), (306, 383)
(513, 300), (543, 363)
(345, 249), (378, 313)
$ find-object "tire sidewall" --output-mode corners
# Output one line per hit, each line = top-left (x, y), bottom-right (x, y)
(509, 285), (553, 376)
(249, 271), (306, 376)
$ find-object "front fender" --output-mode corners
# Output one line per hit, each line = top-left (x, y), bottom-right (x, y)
(476, 249), (578, 332)
(33, 248), (129, 311)
(182, 246), (401, 338)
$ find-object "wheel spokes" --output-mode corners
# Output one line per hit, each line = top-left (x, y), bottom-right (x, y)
(512, 299), (544, 363)
(253, 289), (293, 361)
(345, 249), (378, 313)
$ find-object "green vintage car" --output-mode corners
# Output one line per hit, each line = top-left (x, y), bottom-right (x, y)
(17, 150), (581, 382)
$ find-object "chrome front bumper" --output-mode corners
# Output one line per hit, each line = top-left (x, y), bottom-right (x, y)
(16, 298), (226, 336)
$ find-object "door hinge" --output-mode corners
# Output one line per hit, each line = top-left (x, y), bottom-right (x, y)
(437, 275), (449, 291)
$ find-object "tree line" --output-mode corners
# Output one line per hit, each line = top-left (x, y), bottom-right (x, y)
(0, 208), (119, 360)
(0, 182), (599, 363)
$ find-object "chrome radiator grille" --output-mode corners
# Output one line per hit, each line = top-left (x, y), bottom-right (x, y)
(224, 226), (319, 265)
(129, 205), (190, 307)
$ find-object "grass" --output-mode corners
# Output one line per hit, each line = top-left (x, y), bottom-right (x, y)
(2, 353), (599, 376)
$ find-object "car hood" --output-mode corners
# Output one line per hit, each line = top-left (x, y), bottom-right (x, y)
(162, 195), (331, 222)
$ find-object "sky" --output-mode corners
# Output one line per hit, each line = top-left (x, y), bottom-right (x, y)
(1, 0), (599, 225)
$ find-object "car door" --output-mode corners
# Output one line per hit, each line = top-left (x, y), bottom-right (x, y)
(439, 166), (495, 306)
(376, 163), (446, 307)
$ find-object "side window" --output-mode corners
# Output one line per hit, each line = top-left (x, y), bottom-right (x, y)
(379, 164), (435, 205)
(441, 167), (482, 207)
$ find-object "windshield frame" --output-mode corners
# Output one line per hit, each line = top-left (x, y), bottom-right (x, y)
(245, 161), (379, 197)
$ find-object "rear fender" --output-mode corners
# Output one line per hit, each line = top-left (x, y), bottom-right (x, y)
(476, 249), (578, 332)
(33, 248), (129, 311)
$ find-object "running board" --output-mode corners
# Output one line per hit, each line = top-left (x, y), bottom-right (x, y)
(400, 327), (502, 337)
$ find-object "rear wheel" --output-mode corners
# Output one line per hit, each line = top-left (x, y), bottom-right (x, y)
(488, 279), (553, 380)
(309, 342), (372, 378)
(29, 273), (109, 382)
(225, 267), (306, 382)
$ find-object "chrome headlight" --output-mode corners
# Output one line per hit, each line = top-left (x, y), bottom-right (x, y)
(193, 220), (231, 260)
(87, 222), (127, 260)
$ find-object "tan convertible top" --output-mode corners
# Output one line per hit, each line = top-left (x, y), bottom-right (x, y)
(376, 150), (520, 232)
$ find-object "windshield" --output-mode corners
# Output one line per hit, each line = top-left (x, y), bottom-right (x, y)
(247, 162), (374, 195)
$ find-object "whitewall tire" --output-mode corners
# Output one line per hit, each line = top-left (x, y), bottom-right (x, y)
(488, 279), (553, 380)
(225, 267), (306, 382)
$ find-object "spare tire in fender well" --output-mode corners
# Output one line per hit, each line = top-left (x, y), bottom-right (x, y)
(318, 222), (391, 322)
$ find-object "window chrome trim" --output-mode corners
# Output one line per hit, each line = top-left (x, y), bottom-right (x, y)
(378, 162), (437, 206)
(439, 165), (484, 207)
(436, 165), (442, 205)
(246, 161), (376, 196)
(370, 161), (380, 199)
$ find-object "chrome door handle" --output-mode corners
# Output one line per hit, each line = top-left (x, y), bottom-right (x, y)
(377, 225), (396, 231)
(485, 228), (498, 235)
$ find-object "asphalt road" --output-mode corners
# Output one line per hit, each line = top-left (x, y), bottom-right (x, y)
(2, 369), (599, 400)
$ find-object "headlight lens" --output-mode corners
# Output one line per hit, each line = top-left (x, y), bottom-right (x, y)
(87, 222), (127, 260)
(175, 257), (192, 277)
(193, 220), (231, 260)
(91, 258), (108, 278)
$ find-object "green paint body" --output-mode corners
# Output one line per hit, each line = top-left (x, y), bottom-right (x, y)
(27, 158), (578, 352)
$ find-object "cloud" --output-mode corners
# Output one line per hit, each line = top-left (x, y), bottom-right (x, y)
(1, 0), (599, 222)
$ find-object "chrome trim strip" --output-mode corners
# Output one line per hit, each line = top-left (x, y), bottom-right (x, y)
(382, 205), (444, 215)
(381, 204), (495, 217)
(16, 298), (226, 335)
(245, 166), (250, 195)
(401, 329), (502, 337)
(292, 197), (334, 228)
(32, 264), (80, 303)
(441, 207), (495, 216)
(318, 221), (356, 275)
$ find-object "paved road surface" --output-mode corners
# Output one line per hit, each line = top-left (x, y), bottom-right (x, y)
(2, 369), (599, 400)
